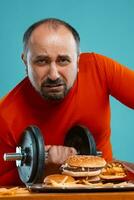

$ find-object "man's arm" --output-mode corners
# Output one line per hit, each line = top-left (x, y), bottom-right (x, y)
(94, 53), (134, 109)
(0, 114), (22, 186)
(0, 168), (22, 186)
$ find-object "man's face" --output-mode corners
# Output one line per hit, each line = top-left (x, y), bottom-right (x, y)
(22, 24), (79, 100)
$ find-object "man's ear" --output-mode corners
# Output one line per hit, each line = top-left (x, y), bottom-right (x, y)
(21, 53), (27, 66)
(21, 53), (28, 75)
(77, 55), (80, 72)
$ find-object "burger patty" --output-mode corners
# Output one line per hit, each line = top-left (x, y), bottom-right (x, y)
(62, 166), (102, 172)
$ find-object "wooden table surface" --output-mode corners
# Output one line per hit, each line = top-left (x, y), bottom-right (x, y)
(0, 190), (134, 200)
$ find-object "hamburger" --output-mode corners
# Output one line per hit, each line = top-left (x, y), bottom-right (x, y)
(44, 174), (76, 186)
(61, 155), (106, 177)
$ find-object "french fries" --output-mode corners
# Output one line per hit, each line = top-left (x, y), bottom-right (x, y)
(0, 187), (28, 195)
(100, 162), (126, 179)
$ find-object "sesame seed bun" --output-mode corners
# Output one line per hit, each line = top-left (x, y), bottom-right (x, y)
(65, 155), (106, 168)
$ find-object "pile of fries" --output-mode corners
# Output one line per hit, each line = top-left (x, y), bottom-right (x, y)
(100, 162), (126, 179)
(0, 187), (28, 195)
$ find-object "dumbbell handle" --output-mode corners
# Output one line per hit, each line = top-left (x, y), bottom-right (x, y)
(4, 153), (23, 161)
(3, 150), (49, 162)
(4, 152), (49, 161)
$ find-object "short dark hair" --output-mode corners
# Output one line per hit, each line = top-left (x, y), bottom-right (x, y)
(23, 18), (80, 55)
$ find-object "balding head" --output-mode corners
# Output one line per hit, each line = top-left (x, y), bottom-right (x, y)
(23, 18), (80, 57)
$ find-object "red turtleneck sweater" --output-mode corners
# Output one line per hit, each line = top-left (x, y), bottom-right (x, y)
(0, 53), (134, 185)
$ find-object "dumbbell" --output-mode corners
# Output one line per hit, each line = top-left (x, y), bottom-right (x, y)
(3, 125), (101, 185)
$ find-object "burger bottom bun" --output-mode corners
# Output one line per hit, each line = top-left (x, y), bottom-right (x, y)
(62, 169), (101, 177)
(44, 174), (75, 185)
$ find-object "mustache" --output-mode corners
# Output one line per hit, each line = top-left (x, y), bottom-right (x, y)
(42, 77), (65, 87)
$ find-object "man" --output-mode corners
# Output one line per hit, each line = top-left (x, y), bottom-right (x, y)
(0, 18), (134, 186)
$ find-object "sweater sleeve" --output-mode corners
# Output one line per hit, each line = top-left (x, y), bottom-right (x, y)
(93, 53), (134, 109)
(0, 114), (23, 186)
(0, 168), (23, 186)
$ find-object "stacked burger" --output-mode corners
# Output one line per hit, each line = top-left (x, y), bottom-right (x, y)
(44, 155), (106, 186)
(61, 155), (106, 183)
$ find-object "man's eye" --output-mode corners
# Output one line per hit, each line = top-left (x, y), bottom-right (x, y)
(57, 58), (70, 65)
(35, 59), (47, 65)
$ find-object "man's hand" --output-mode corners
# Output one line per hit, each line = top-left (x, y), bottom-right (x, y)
(45, 145), (77, 165)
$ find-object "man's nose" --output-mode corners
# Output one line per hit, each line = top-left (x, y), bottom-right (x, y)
(48, 63), (60, 80)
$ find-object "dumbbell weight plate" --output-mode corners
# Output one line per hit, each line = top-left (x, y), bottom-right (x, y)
(18, 126), (45, 185)
(64, 125), (97, 155)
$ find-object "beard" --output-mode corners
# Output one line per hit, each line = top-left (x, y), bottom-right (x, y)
(40, 77), (69, 100)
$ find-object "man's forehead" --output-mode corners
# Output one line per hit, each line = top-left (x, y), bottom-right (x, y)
(26, 23), (78, 58)
(30, 23), (73, 40)
(28, 24), (77, 52)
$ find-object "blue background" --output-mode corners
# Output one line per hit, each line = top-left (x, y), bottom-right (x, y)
(0, 0), (134, 162)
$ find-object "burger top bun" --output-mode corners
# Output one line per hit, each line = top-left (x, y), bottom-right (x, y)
(44, 174), (75, 185)
(65, 155), (106, 168)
